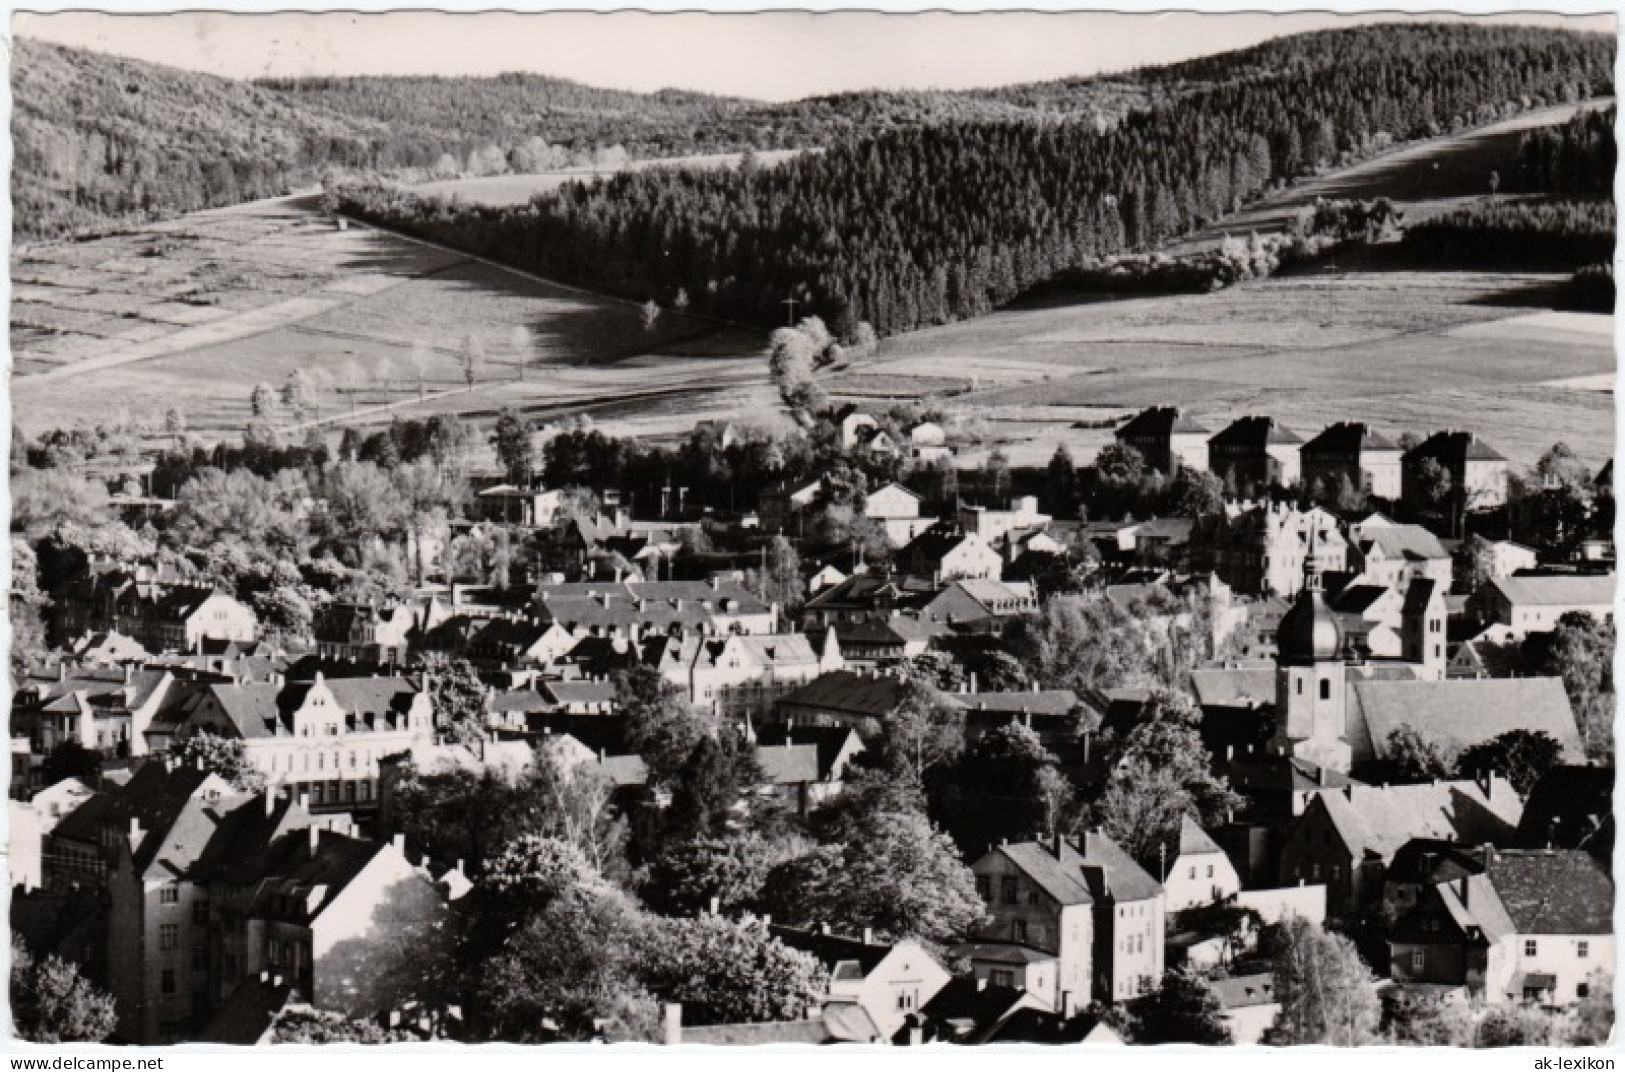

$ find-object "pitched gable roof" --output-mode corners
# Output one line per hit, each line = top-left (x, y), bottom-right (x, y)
(1309, 779), (1521, 862)
(1488, 574), (1615, 608)
(1349, 677), (1582, 762)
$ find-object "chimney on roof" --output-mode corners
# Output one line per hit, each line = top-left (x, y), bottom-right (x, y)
(58, 663), (67, 682)
(128, 817), (143, 847)
(862, 927), (875, 945)
(309, 825), (320, 858)
(264, 790), (275, 817)
(662, 1004), (682, 1047)
(298, 793), (310, 812)
(817, 922), (831, 936)
(977, 977), (989, 991)
(392, 833), (406, 855)
(1052, 830), (1065, 859)
(1061, 991), (1076, 1019)
(1458, 874), (1469, 907)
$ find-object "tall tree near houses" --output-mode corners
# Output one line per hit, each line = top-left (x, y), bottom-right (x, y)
(491, 408), (535, 487)
(174, 731), (266, 792)
(1263, 917), (1380, 1046)
(1134, 969), (1232, 1045)
(9, 937), (117, 1044)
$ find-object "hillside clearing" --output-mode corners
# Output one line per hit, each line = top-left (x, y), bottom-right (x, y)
(409, 149), (807, 206)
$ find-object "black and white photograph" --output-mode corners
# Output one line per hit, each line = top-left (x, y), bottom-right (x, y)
(3, 7), (1618, 1050)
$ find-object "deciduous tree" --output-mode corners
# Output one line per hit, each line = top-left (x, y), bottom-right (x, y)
(1263, 918), (1379, 1046)
(175, 731), (266, 792)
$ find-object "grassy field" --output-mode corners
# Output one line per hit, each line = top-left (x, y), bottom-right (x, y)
(409, 149), (806, 207)
(12, 103), (1613, 478)
(10, 194), (769, 438)
(851, 269), (1613, 472)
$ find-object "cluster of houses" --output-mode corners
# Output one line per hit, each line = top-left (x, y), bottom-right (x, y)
(9, 402), (1614, 1046)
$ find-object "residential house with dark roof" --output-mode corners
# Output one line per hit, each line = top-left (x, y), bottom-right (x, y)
(898, 524), (1003, 582)
(1404, 430), (1511, 509)
(770, 925), (952, 1037)
(904, 976), (1054, 1044)
(1114, 407), (1209, 474)
(775, 670), (906, 729)
(312, 602), (419, 666)
(1301, 422), (1403, 501)
(865, 482), (934, 547)
(921, 578), (1039, 631)
(801, 574), (939, 629)
(162, 674), (434, 812)
(112, 585), (258, 654)
(1388, 848), (1612, 1006)
(13, 663), (177, 758)
(1207, 416), (1304, 491)
(830, 615), (951, 668)
(462, 616), (575, 670)
(956, 495), (1052, 547)
(752, 723), (866, 814)
(1277, 777), (1523, 920)
(979, 1005), (1126, 1045)
(969, 831), (1165, 1007)
(534, 579), (777, 638)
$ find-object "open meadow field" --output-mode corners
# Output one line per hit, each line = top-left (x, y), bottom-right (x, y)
(409, 149), (806, 207)
(843, 267), (1614, 472)
(10, 194), (769, 438)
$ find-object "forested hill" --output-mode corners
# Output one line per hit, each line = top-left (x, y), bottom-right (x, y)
(12, 38), (397, 239)
(338, 22), (1614, 338)
(13, 35), (1160, 241)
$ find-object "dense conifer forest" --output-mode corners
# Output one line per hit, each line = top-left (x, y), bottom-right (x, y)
(12, 36), (1158, 240)
(336, 24), (1613, 338)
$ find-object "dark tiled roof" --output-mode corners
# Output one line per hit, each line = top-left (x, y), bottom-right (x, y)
(199, 974), (301, 1044)
(1488, 574), (1615, 608)
(1208, 416), (1304, 449)
(983, 1007), (1119, 1044)
(1406, 430), (1507, 465)
(1485, 849), (1612, 935)
(776, 671), (905, 720)
(1360, 525), (1449, 563)
(1302, 421), (1398, 454)
(770, 925), (894, 977)
(1117, 406), (1208, 438)
(754, 724), (862, 782)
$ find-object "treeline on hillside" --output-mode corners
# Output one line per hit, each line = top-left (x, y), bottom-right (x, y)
(336, 25), (1611, 338)
(1403, 199), (1615, 269)
(262, 74), (1165, 167)
(1509, 105), (1616, 195)
(14, 35), (1161, 242)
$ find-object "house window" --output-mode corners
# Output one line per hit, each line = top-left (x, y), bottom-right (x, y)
(1319, 679), (1331, 701)
(1296, 680), (1304, 696)
(159, 884), (180, 904)
(1578, 941), (1589, 959)
(1525, 940), (1538, 957)
(976, 876), (991, 900)
(1188, 866), (1196, 880)
(192, 943), (208, 970)
(1013, 920), (1028, 943)
(161, 969), (176, 995)
(159, 924), (179, 951)
(1206, 865), (1214, 879)
(192, 900), (208, 924)
(991, 969), (1015, 989)
(1002, 877), (1018, 904)
(1411, 950), (1425, 972)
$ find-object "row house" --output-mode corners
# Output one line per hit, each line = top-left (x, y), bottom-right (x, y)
(1193, 501), (1346, 598)
(1404, 430), (1511, 509)
(312, 602), (423, 665)
(49, 765), (452, 1043)
(1207, 416), (1303, 490)
(642, 630), (844, 720)
(112, 585), (258, 655)
(1388, 847), (1611, 1007)
(967, 832), (1165, 1008)
(51, 561), (187, 642)
(161, 674), (435, 813)
(534, 579), (778, 638)
(12, 663), (176, 757)
(830, 615), (952, 668)
(1277, 777), (1523, 920)
(1114, 407), (1209, 474)
(1301, 422), (1403, 501)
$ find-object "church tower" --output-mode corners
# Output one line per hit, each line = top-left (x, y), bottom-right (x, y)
(1270, 533), (1352, 772)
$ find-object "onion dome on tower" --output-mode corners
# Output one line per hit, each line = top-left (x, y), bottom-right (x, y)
(1275, 525), (1342, 666)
